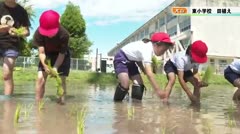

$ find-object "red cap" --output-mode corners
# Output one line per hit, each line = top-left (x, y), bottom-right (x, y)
(151, 32), (174, 45)
(39, 10), (60, 36)
(190, 40), (208, 63)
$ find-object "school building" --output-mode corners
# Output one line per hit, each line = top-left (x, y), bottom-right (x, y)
(107, 0), (240, 74)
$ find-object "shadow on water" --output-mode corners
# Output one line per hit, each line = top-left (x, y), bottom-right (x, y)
(1, 83), (240, 134)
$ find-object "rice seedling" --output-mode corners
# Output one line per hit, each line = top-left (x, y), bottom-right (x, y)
(46, 59), (64, 97)
(38, 100), (45, 111)
(201, 118), (212, 134)
(77, 107), (87, 134)
(127, 106), (135, 120)
(226, 103), (236, 128)
(14, 27), (25, 37)
(68, 103), (80, 118)
(202, 66), (213, 84)
(23, 104), (33, 120)
(14, 103), (22, 126)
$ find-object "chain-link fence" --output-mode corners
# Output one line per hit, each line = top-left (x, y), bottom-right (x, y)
(0, 56), (92, 71)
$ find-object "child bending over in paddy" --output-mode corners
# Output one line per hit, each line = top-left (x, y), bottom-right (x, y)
(163, 40), (208, 103)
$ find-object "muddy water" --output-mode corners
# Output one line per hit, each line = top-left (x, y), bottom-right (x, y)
(0, 83), (240, 134)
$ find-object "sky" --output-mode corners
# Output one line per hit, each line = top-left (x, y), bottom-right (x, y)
(27, 0), (174, 57)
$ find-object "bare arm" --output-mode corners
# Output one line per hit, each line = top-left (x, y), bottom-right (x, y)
(193, 68), (201, 81)
(177, 70), (196, 101)
(53, 53), (65, 69)
(145, 63), (159, 91)
(38, 46), (47, 66)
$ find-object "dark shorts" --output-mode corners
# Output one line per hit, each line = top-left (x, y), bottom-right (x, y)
(38, 52), (71, 76)
(224, 66), (240, 86)
(164, 60), (193, 82)
(0, 49), (19, 58)
(113, 50), (139, 76)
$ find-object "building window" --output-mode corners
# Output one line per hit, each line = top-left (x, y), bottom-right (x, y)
(180, 37), (191, 48)
(159, 17), (165, 27)
(145, 28), (149, 36)
(179, 18), (191, 32)
(181, 0), (190, 7)
(219, 60), (227, 64)
(141, 31), (145, 39)
(167, 12), (177, 23)
(210, 59), (215, 66)
(167, 25), (177, 37)
(155, 21), (158, 30)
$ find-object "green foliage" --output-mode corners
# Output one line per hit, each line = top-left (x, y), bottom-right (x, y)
(202, 66), (214, 84)
(61, 2), (92, 58)
(69, 36), (92, 58)
(151, 56), (162, 74)
(61, 2), (85, 37)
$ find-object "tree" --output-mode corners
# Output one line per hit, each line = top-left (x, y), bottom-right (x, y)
(61, 2), (92, 58)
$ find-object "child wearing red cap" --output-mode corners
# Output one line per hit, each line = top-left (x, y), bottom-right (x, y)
(113, 32), (174, 101)
(224, 59), (240, 101)
(163, 40), (208, 103)
(33, 10), (70, 104)
(0, 0), (30, 98)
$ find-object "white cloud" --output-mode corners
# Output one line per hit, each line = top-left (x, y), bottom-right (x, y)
(28, 0), (174, 25)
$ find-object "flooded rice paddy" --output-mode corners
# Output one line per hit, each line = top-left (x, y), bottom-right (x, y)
(0, 82), (240, 134)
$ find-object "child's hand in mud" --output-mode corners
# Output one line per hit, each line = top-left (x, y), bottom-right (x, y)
(198, 81), (208, 88)
(156, 90), (167, 99)
(189, 95), (199, 103)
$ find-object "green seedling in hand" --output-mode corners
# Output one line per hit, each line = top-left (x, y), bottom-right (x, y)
(14, 27), (25, 37)
(45, 59), (64, 97)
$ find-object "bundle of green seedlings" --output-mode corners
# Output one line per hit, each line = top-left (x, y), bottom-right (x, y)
(227, 103), (237, 128)
(202, 66), (213, 84)
(77, 107), (87, 134)
(14, 26), (25, 37)
(46, 59), (64, 97)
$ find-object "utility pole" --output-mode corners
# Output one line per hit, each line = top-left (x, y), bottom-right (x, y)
(95, 48), (98, 72)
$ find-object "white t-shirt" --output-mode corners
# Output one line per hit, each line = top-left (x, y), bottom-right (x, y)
(121, 41), (154, 63)
(170, 51), (199, 71)
(229, 59), (240, 74)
